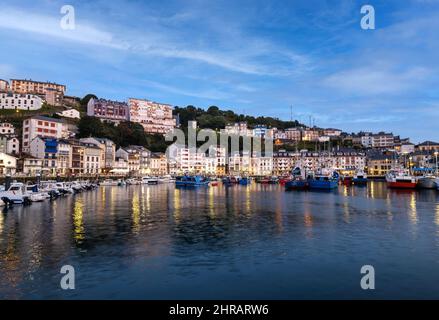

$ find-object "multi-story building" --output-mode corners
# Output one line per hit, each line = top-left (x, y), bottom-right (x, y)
(87, 98), (129, 123)
(417, 141), (439, 152)
(208, 145), (227, 175)
(359, 132), (373, 148)
(372, 132), (395, 149)
(228, 151), (251, 175)
(0, 136), (19, 155)
(0, 152), (17, 175)
(128, 98), (176, 134)
(21, 156), (43, 176)
(273, 150), (295, 175)
(111, 158), (129, 175)
(250, 156), (273, 176)
(149, 152), (168, 176)
(70, 141), (85, 176)
(116, 146), (150, 175)
(0, 122), (15, 135)
(29, 136), (58, 175)
(10, 79), (66, 96)
(0, 79), (9, 92)
(22, 116), (68, 153)
(167, 144), (205, 174)
(0, 92), (43, 111)
(80, 137), (115, 173)
(367, 154), (396, 176)
(57, 108), (81, 119)
(57, 140), (72, 176)
(323, 128), (342, 137)
(285, 128), (302, 142)
(302, 128), (320, 142)
(83, 142), (101, 175)
(223, 122), (252, 137)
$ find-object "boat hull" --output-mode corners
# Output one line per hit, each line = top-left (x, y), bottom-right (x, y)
(417, 178), (437, 189)
(285, 180), (308, 190)
(352, 178), (368, 185)
(308, 180), (338, 190)
(387, 181), (417, 189)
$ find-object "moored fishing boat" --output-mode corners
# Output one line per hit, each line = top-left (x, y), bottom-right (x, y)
(238, 177), (250, 186)
(0, 183), (32, 205)
(175, 175), (210, 187)
(341, 176), (352, 186)
(308, 170), (339, 190)
(352, 171), (368, 185)
(386, 170), (417, 189)
(417, 175), (438, 189)
(100, 179), (118, 186)
(285, 167), (308, 191)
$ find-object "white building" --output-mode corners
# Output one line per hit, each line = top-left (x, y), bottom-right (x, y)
(0, 122), (15, 135)
(57, 108), (81, 119)
(80, 137), (115, 173)
(6, 137), (19, 155)
(360, 133), (373, 148)
(372, 132), (395, 148)
(0, 92), (43, 111)
(0, 152), (17, 175)
(22, 157), (43, 176)
(167, 144), (205, 174)
(223, 122), (252, 137)
(111, 158), (129, 175)
(22, 116), (68, 153)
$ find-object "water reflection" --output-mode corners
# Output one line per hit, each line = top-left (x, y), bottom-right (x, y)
(0, 181), (439, 299)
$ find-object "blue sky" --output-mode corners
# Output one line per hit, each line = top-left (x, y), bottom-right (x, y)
(0, 0), (438, 142)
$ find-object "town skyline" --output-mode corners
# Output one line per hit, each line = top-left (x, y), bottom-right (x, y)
(0, 0), (438, 143)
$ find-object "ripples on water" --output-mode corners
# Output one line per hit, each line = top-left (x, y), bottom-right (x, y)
(1, 181), (439, 299)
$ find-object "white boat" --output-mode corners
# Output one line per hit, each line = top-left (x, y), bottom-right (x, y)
(126, 178), (140, 185)
(25, 185), (49, 202)
(100, 179), (119, 186)
(0, 183), (32, 205)
(55, 182), (74, 194)
(417, 175), (438, 189)
(141, 176), (159, 185)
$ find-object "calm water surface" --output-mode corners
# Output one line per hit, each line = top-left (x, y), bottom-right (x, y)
(1, 182), (439, 299)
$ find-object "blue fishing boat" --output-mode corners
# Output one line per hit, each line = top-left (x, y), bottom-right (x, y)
(238, 177), (250, 185)
(308, 171), (339, 190)
(285, 167), (308, 190)
(175, 175), (210, 187)
(285, 178), (308, 190)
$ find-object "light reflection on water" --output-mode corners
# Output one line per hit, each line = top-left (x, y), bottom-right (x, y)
(0, 182), (439, 299)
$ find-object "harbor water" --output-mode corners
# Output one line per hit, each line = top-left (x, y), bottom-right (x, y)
(1, 182), (439, 299)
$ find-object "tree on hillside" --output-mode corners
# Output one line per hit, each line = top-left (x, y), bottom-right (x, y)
(79, 94), (98, 112)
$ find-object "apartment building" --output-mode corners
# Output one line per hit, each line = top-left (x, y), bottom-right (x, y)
(0, 79), (9, 92)
(167, 144), (205, 174)
(10, 79), (66, 95)
(57, 140), (72, 176)
(0, 92), (43, 111)
(417, 141), (439, 152)
(223, 122), (252, 137)
(29, 137), (58, 175)
(80, 137), (115, 173)
(285, 128), (302, 142)
(0, 122), (15, 135)
(0, 136), (19, 155)
(372, 132), (395, 148)
(128, 98), (176, 134)
(22, 116), (68, 152)
(149, 152), (168, 176)
(21, 157), (43, 176)
(302, 128), (320, 142)
(87, 98), (129, 123)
